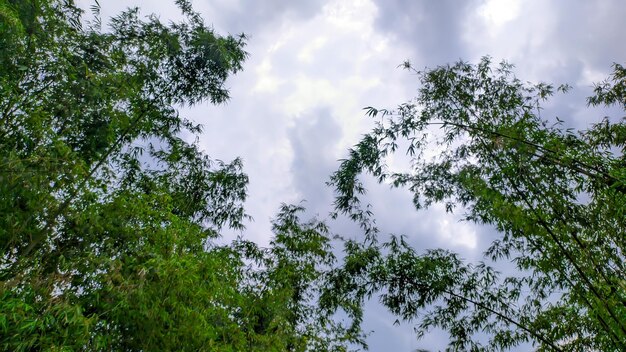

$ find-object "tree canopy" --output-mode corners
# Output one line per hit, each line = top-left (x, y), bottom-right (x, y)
(328, 58), (626, 351)
(0, 1), (360, 350)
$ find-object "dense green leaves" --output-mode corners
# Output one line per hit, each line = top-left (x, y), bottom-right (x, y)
(329, 58), (626, 351)
(0, 1), (360, 350)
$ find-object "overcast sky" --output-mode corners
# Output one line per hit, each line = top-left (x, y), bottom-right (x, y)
(87, 0), (625, 350)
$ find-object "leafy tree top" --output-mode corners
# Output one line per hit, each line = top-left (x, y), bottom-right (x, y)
(327, 57), (626, 351)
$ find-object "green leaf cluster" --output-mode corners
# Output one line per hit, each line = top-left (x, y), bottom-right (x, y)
(329, 58), (626, 351)
(0, 1), (361, 350)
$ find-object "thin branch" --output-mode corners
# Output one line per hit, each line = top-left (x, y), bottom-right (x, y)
(480, 139), (626, 345)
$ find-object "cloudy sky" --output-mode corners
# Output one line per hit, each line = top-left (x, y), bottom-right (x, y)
(86, 0), (625, 350)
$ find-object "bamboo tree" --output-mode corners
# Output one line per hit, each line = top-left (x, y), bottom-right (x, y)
(328, 58), (626, 351)
(0, 1), (362, 350)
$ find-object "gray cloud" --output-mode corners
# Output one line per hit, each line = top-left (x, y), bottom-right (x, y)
(371, 0), (477, 65)
(197, 0), (326, 35)
(547, 0), (626, 71)
(288, 108), (342, 214)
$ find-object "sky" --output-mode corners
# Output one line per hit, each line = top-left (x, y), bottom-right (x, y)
(85, 0), (625, 350)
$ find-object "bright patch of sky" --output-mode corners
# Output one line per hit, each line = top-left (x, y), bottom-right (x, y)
(478, 0), (521, 27)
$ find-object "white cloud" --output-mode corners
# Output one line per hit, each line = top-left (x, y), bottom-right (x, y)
(437, 217), (478, 250)
(297, 36), (329, 63)
(253, 58), (284, 93)
(323, 0), (379, 33)
(478, 0), (522, 28)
